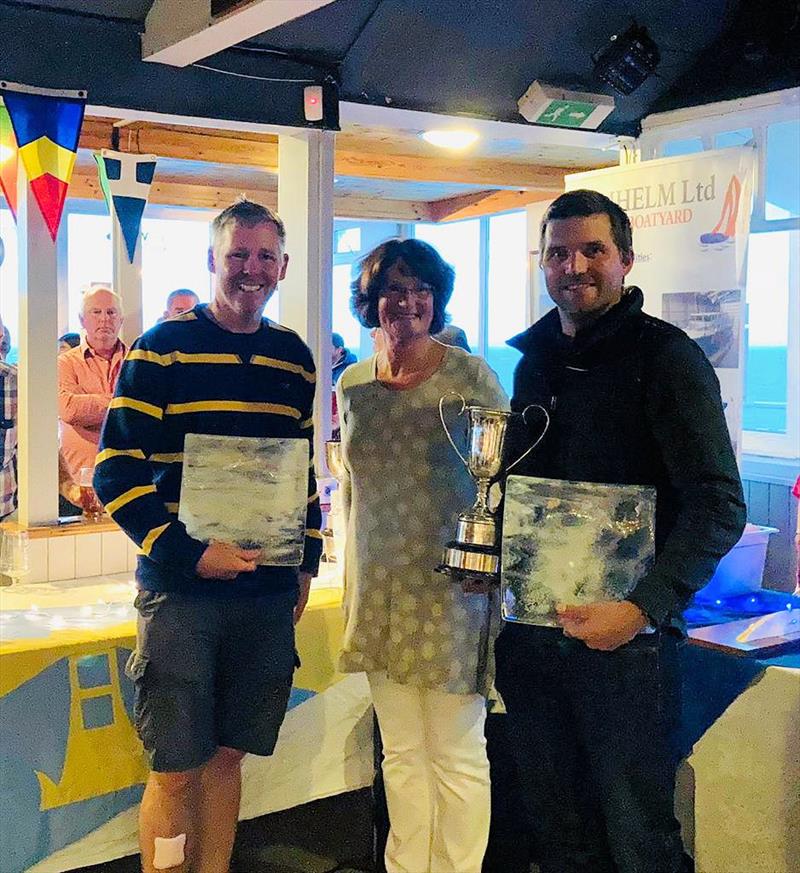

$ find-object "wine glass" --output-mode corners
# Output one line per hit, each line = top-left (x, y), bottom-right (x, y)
(0, 530), (30, 585)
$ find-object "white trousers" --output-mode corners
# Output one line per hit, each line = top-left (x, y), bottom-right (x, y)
(368, 671), (491, 873)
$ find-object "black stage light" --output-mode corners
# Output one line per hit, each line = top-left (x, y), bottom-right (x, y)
(594, 25), (661, 96)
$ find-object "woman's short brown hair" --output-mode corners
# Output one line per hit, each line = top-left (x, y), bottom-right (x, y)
(351, 238), (454, 335)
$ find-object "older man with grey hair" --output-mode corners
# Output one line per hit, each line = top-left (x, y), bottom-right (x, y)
(57, 286), (126, 488)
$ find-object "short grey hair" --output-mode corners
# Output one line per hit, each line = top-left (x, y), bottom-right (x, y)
(211, 198), (286, 250)
(81, 285), (123, 315)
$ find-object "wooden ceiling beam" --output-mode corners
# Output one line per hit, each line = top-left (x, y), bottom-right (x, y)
(78, 116), (583, 188)
(143, 0), (337, 66)
(79, 117), (279, 170)
(332, 196), (433, 222)
(68, 170), (432, 222)
(429, 189), (556, 222)
(334, 151), (568, 190)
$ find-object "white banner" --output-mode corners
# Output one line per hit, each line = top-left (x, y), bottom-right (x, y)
(566, 148), (756, 456)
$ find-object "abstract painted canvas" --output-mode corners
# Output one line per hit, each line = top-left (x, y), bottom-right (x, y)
(179, 434), (309, 566)
(501, 475), (656, 626)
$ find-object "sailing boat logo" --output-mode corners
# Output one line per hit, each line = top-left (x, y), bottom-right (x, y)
(700, 174), (741, 247)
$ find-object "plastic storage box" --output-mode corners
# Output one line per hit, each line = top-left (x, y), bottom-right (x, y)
(695, 523), (778, 601)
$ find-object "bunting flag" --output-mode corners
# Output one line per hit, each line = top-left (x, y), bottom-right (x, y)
(0, 81), (86, 240)
(94, 149), (157, 262)
(0, 101), (19, 219)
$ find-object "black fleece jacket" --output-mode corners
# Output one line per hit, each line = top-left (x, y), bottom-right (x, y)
(504, 287), (746, 629)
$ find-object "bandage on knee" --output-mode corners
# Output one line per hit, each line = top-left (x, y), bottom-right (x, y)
(153, 833), (187, 869)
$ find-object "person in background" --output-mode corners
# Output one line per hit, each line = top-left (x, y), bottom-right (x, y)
(58, 332), (80, 354)
(370, 326), (385, 355)
(331, 331), (357, 385)
(0, 313), (17, 519)
(496, 189), (746, 873)
(162, 288), (200, 322)
(336, 238), (508, 873)
(435, 319), (471, 352)
(0, 323), (11, 361)
(95, 199), (321, 873)
(57, 286), (126, 489)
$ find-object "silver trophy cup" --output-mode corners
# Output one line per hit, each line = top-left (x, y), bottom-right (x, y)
(325, 440), (345, 481)
(437, 392), (549, 579)
(324, 441), (346, 564)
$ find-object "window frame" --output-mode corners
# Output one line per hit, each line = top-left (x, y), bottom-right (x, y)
(639, 88), (800, 460)
(332, 217), (405, 359)
(411, 209), (530, 373)
(60, 198), (217, 332)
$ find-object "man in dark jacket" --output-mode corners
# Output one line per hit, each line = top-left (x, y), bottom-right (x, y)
(495, 189), (745, 873)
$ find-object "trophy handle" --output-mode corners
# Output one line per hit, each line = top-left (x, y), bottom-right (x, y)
(505, 404), (550, 473)
(439, 391), (469, 470)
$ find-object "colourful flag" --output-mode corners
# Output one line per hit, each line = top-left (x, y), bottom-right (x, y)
(1, 81), (86, 240)
(0, 102), (19, 219)
(94, 149), (157, 262)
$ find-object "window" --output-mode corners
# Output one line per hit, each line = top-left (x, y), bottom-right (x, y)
(67, 213), (112, 331)
(141, 216), (212, 328)
(335, 226), (361, 254)
(0, 207), (18, 362)
(662, 137), (704, 157)
(336, 214), (532, 396)
(715, 128), (754, 150)
(765, 120), (800, 220)
(332, 218), (402, 359)
(414, 220), (481, 350)
(743, 230), (794, 433)
(641, 93), (800, 459)
(332, 263), (360, 351)
(487, 212), (527, 393)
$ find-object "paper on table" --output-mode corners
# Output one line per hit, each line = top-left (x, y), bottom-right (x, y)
(501, 475), (656, 626)
(179, 434), (309, 566)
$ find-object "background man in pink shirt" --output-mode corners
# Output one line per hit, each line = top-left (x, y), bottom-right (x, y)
(58, 286), (127, 489)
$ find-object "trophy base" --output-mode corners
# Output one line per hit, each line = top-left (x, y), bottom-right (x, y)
(435, 565), (500, 587)
(436, 540), (500, 577)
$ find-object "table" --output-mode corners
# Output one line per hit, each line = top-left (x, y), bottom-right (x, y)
(676, 644), (800, 873)
(479, 642), (800, 873)
(3, 576), (798, 873)
(0, 572), (374, 873)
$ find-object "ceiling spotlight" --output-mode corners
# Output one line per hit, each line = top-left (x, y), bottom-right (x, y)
(420, 129), (479, 150)
(594, 24), (660, 96)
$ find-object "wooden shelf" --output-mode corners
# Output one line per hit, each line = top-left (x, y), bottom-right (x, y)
(0, 517), (121, 540)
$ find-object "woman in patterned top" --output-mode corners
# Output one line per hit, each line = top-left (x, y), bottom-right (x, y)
(336, 238), (508, 873)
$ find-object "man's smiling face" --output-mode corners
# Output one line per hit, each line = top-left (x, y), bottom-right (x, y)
(541, 213), (634, 334)
(209, 220), (288, 323)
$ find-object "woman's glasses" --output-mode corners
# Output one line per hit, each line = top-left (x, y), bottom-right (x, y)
(380, 282), (433, 302)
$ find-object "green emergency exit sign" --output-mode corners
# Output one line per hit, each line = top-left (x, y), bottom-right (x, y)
(538, 100), (597, 127)
(518, 81), (615, 130)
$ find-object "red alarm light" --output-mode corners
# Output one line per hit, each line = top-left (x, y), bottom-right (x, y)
(304, 85), (323, 122)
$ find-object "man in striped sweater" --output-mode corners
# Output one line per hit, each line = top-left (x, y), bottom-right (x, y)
(95, 200), (322, 873)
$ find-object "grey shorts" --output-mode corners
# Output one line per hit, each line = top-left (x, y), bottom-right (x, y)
(126, 589), (298, 772)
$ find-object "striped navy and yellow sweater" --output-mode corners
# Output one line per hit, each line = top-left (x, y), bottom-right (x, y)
(94, 304), (322, 597)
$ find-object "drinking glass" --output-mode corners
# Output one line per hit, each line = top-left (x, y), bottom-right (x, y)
(0, 530), (30, 585)
(79, 466), (105, 521)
